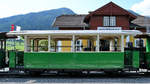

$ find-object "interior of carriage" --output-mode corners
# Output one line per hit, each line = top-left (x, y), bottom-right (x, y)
(6, 30), (143, 53)
(23, 34), (125, 52)
(0, 32), (17, 51)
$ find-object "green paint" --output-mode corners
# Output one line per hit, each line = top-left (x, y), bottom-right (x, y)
(0, 50), (5, 67)
(125, 50), (139, 68)
(24, 52), (124, 69)
(146, 38), (150, 52)
(146, 38), (150, 68)
(133, 51), (139, 68)
(9, 51), (16, 68)
(146, 52), (150, 68)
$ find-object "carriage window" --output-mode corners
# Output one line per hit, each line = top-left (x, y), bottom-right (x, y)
(135, 39), (144, 48)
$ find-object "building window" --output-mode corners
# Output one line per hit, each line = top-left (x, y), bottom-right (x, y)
(103, 16), (109, 26)
(76, 40), (82, 51)
(103, 16), (116, 26)
(146, 27), (150, 33)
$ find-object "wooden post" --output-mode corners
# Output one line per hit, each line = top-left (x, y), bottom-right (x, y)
(24, 35), (27, 52)
(37, 40), (39, 52)
(96, 34), (100, 52)
(110, 39), (114, 51)
(32, 39), (34, 52)
(91, 39), (94, 51)
(72, 35), (75, 52)
(0, 40), (1, 50)
(4, 39), (6, 51)
(55, 40), (57, 52)
(48, 35), (51, 52)
(121, 35), (124, 52)
(27, 38), (31, 52)
(24, 36), (31, 52)
(33, 39), (38, 52)
(1, 40), (3, 50)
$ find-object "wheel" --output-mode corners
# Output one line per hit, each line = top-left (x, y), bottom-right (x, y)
(28, 71), (42, 76)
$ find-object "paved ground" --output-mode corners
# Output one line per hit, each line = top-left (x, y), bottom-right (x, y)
(0, 77), (150, 84)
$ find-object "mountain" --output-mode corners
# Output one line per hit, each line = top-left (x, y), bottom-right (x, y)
(128, 10), (139, 16)
(128, 10), (150, 18)
(0, 8), (75, 32)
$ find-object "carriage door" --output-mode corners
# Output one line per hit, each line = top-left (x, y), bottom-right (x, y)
(124, 42), (133, 68)
(15, 51), (24, 68)
(124, 50), (133, 68)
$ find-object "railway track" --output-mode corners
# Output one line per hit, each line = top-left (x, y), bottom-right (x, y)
(0, 71), (150, 84)
(0, 71), (148, 78)
(0, 68), (149, 78)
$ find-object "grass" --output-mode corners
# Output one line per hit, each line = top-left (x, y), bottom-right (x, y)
(6, 40), (24, 51)
(6, 39), (54, 51)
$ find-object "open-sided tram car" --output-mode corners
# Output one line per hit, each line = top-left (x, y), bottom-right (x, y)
(1, 30), (150, 75)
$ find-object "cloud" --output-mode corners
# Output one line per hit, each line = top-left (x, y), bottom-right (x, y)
(131, 0), (150, 16)
(0, 5), (19, 18)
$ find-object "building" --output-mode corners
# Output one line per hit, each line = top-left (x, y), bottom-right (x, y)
(53, 2), (148, 52)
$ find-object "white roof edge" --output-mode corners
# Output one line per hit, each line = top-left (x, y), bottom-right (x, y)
(7, 30), (143, 36)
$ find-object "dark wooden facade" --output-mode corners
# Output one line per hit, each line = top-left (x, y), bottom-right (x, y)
(53, 2), (147, 32)
(84, 2), (136, 30)
(88, 15), (131, 30)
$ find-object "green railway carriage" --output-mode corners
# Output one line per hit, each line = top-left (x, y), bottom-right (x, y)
(7, 30), (143, 74)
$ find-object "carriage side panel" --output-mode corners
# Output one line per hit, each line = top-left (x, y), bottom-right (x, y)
(23, 52), (124, 69)
(9, 51), (16, 68)
(133, 51), (139, 68)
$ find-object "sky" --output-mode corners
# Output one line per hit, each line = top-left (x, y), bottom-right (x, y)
(0, 0), (149, 18)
